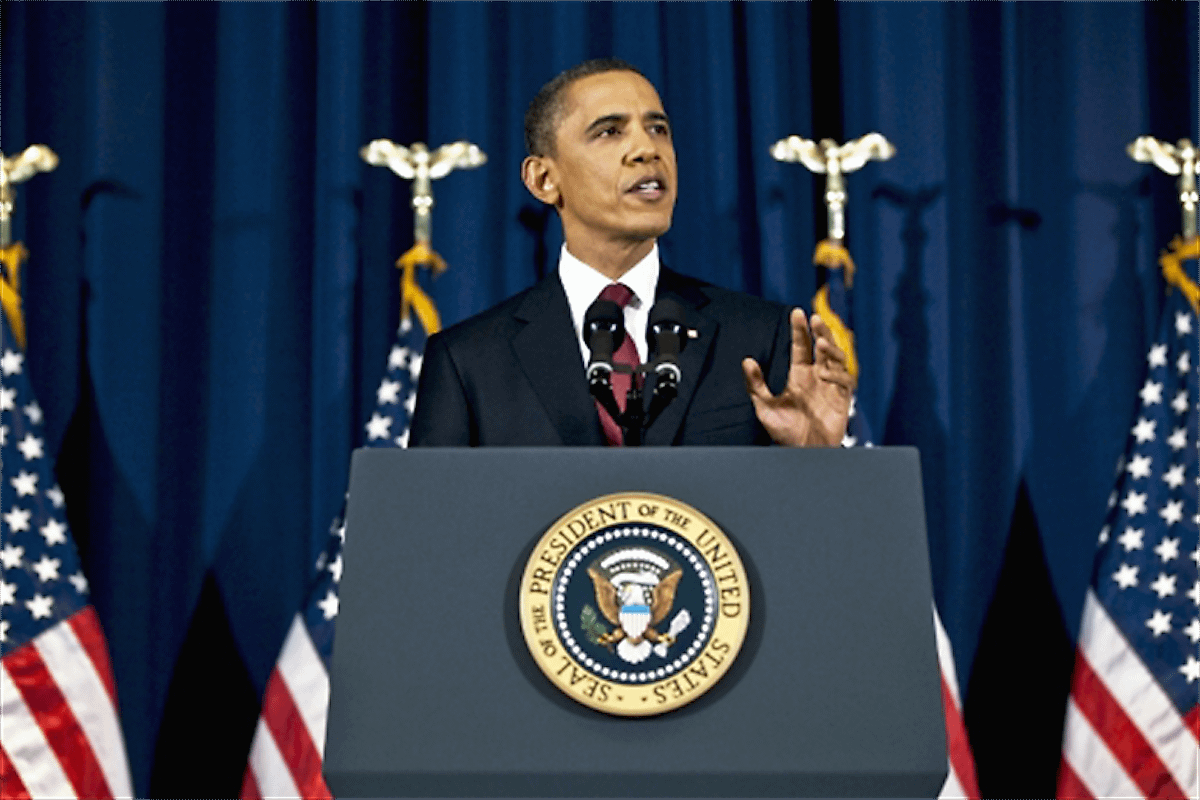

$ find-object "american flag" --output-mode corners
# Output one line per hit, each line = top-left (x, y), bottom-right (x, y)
(1057, 249), (1200, 798)
(0, 309), (132, 798)
(241, 306), (432, 799)
(363, 315), (428, 450)
(816, 240), (979, 795)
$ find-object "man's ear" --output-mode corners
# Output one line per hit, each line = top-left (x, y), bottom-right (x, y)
(522, 155), (560, 206)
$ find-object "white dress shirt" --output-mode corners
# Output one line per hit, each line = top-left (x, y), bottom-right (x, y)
(558, 243), (660, 368)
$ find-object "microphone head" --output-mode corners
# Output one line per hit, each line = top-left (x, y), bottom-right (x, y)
(648, 298), (687, 327)
(648, 298), (688, 360)
(584, 299), (625, 362)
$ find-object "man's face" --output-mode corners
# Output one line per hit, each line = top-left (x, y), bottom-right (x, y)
(544, 71), (678, 252)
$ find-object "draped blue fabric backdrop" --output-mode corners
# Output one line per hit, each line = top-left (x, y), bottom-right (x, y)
(838, 6), (1196, 783)
(2, 2), (1196, 794)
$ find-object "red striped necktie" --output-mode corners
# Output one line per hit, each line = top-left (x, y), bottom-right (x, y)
(595, 283), (640, 446)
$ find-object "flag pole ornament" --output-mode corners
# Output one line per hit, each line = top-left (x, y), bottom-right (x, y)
(0, 145), (58, 351)
(1128, 137), (1198, 240)
(360, 139), (486, 336)
(770, 132), (895, 248)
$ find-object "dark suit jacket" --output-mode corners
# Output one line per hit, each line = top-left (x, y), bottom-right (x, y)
(408, 266), (793, 446)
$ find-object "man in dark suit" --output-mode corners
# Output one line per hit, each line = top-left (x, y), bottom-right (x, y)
(410, 59), (852, 447)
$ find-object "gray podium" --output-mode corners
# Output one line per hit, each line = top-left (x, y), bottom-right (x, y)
(326, 447), (946, 797)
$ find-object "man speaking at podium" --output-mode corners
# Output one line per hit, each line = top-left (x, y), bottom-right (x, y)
(410, 59), (853, 448)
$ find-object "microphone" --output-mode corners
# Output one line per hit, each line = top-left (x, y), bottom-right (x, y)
(646, 299), (687, 424)
(583, 299), (625, 381)
(583, 299), (625, 422)
(648, 299), (687, 386)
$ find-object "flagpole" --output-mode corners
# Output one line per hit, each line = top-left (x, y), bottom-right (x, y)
(768, 132), (895, 384)
(1128, 136), (1198, 240)
(360, 139), (486, 331)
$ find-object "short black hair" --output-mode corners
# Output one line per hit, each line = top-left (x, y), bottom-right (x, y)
(523, 58), (649, 157)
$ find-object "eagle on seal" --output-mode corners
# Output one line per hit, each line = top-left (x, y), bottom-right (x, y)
(588, 562), (683, 665)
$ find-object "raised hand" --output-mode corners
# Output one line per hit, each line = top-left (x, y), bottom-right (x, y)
(741, 309), (853, 447)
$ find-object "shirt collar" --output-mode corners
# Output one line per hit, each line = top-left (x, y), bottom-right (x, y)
(558, 243), (660, 317)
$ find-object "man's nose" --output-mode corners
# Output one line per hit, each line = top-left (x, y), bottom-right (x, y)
(626, 129), (661, 164)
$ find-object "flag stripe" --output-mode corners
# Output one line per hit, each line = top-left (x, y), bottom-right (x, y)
(939, 671), (981, 799)
(3, 641), (113, 799)
(1184, 706), (1199, 738)
(1056, 758), (1095, 800)
(239, 763), (262, 800)
(67, 608), (118, 705)
(35, 615), (131, 797)
(939, 768), (966, 800)
(933, 605), (979, 800)
(0, 663), (76, 800)
(0, 745), (32, 800)
(247, 718), (301, 800)
(275, 615), (331, 756)
(261, 667), (331, 800)
(1062, 698), (1149, 798)
(1076, 592), (1198, 792)
(1069, 653), (1186, 798)
(933, 606), (963, 707)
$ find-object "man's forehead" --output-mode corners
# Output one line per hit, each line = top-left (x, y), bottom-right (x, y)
(560, 70), (666, 123)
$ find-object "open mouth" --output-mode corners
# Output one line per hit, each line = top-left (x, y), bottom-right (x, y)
(627, 177), (667, 199)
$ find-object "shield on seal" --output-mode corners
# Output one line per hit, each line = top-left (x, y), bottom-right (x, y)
(587, 546), (683, 664)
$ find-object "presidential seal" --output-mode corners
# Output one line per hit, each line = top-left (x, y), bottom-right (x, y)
(519, 492), (750, 716)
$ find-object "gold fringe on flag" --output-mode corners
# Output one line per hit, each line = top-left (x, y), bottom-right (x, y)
(0, 242), (28, 350)
(811, 238), (859, 382)
(396, 241), (446, 336)
(1159, 235), (1200, 315)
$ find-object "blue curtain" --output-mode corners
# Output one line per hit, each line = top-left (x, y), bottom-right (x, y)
(3, 3), (428, 790)
(3, 1), (1195, 793)
(839, 3), (1197, 788)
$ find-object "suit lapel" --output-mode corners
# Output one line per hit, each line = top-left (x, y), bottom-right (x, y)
(643, 267), (717, 446)
(511, 273), (607, 445)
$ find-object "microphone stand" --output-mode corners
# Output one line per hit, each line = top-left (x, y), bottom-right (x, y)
(588, 361), (676, 447)
(621, 374), (645, 447)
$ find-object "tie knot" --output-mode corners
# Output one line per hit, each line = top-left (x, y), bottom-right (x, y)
(598, 283), (635, 308)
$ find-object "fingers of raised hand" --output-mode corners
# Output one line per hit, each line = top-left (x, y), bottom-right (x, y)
(809, 313), (837, 347)
(812, 339), (852, 388)
(742, 357), (773, 402)
(813, 333), (848, 368)
(790, 308), (813, 366)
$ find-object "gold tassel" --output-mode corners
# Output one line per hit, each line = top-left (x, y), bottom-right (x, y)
(813, 238), (857, 288)
(811, 239), (859, 381)
(396, 241), (447, 336)
(0, 242), (28, 350)
(812, 284), (859, 382)
(1159, 235), (1200, 315)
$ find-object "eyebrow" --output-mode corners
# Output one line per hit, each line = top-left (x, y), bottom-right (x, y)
(585, 113), (628, 135)
(584, 111), (671, 135)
